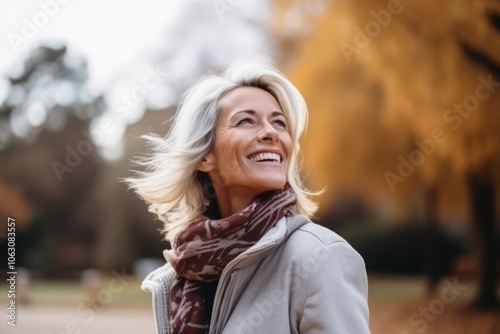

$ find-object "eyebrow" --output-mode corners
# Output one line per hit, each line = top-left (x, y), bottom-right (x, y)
(229, 110), (287, 121)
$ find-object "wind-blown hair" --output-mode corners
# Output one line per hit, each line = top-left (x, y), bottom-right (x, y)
(126, 61), (319, 242)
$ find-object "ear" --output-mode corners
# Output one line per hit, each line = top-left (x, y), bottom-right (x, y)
(197, 152), (215, 172)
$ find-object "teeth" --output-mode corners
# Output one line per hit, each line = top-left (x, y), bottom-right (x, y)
(249, 152), (281, 163)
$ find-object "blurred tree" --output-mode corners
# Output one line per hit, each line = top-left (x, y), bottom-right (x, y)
(0, 45), (106, 276)
(0, 45), (170, 275)
(271, 0), (500, 309)
(0, 45), (105, 148)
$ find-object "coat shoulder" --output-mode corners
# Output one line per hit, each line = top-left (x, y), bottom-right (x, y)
(284, 221), (364, 266)
(292, 221), (350, 247)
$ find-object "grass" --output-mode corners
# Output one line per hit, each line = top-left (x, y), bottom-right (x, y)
(368, 274), (482, 302)
(0, 274), (483, 306)
(0, 275), (152, 308)
(369, 275), (427, 302)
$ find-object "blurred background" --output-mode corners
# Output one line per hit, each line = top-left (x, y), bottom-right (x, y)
(0, 0), (499, 333)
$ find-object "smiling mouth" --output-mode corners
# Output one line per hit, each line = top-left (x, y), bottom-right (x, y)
(248, 152), (282, 163)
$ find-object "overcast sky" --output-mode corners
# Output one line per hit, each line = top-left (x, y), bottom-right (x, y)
(0, 0), (183, 93)
(0, 0), (271, 159)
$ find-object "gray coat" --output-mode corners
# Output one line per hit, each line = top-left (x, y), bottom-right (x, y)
(142, 214), (370, 333)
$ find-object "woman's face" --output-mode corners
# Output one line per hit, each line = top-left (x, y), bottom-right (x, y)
(199, 86), (293, 206)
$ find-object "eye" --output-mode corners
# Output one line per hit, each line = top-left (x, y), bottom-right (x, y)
(236, 118), (254, 126)
(272, 119), (287, 128)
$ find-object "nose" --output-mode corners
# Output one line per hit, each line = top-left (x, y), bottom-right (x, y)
(258, 121), (279, 143)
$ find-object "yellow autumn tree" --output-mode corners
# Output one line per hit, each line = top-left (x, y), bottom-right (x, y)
(270, 0), (500, 309)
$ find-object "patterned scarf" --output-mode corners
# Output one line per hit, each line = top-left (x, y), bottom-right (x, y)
(164, 184), (296, 334)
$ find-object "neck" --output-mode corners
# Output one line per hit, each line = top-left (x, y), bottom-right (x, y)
(212, 186), (262, 218)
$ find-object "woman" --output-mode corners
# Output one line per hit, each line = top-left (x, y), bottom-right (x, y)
(126, 61), (370, 333)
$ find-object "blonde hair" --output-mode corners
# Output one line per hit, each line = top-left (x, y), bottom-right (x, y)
(126, 60), (319, 242)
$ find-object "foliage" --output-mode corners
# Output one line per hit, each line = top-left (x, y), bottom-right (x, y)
(343, 223), (468, 275)
(0, 45), (105, 150)
(270, 0), (500, 308)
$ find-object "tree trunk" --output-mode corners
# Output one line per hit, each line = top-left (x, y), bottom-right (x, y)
(424, 185), (441, 295)
(467, 170), (499, 309)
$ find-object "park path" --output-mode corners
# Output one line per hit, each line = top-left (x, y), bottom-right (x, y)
(1, 304), (156, 334)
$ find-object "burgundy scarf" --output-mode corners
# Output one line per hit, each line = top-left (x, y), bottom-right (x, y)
(164, 184), (296, 334)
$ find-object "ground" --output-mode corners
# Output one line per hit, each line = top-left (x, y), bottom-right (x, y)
(0, 275), (498, 333)
(370, 301), (500, 334)
(368, 276), (500, 334)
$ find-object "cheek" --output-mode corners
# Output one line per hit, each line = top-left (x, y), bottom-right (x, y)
(283, 136), (294, 157)
(213, 142), (244, 175)
(220, 158), (248, 186)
